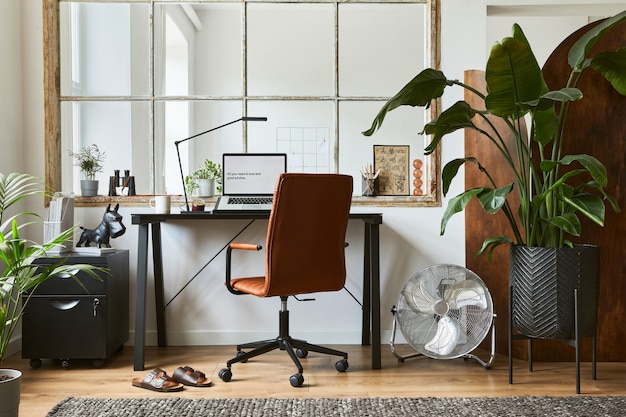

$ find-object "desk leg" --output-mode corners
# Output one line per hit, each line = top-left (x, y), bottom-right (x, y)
(151, 223), (167, 347)
(362, 223), (371, 347)
(134, 223), (149, 371)
(369, 223), (382, 370)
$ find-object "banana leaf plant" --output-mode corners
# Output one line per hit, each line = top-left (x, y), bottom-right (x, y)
(364, 13), (626, 258)
(0, 172), (104, 364)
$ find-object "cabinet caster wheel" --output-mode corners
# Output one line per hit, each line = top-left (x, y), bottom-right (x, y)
(29, 359), (42, 369)
(61, 360), (70, 370)
(335, 359), (349, 372)
(290, 373), (304, 387)
(236, 350), (248, 363)
(92, 359), (105, 368)
(296, 348), (308, 358)
(219, 368), (232, 382)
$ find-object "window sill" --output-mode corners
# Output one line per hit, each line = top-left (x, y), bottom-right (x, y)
(72, 194), (439, 208)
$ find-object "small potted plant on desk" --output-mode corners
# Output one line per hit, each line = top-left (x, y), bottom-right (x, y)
(185, 159), (222, 198)
(69, 144), (106, 197)
(0, 172), (103, 416)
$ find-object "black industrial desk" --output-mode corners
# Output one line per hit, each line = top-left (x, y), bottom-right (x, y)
(131, 211), (383, 371)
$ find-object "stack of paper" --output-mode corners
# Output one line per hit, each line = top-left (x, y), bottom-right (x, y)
(44, 192), (75, 254)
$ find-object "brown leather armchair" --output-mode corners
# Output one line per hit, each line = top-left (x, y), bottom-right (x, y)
(218, 173), (353, 387)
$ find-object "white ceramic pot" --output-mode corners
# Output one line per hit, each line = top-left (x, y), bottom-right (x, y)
(196, 179), (214, 197)
(0, 369), (21, 417)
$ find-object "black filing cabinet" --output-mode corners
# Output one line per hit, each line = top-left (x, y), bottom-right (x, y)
(21, 250), (129, 369)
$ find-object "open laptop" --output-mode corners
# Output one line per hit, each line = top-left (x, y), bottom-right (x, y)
(213, 153), (287, 212)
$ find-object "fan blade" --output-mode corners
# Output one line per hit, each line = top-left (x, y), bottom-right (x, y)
(424, 316), (460, 356)
(402, 282), (436, 314)
(444, 280), (488, 310)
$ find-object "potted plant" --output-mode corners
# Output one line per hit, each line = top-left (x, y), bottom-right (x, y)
(185, 159), (222, 197)
(364, 14), (626, 340)
(69, 144), (106, 196)
(0, 172), (103, 417)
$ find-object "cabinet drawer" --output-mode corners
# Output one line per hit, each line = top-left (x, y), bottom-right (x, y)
(21, 295), (107, 359)
(32, 251), (128, 295)
(32, 268), (108, 295)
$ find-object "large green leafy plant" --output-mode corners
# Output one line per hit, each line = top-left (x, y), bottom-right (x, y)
(364, 13), (626, 258)
(0, 173), (102, 364)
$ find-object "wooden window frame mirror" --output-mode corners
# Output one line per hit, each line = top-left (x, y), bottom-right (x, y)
(43, 0), (441, 207)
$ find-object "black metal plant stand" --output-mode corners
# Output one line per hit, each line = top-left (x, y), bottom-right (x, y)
(508, 287), (597, 394)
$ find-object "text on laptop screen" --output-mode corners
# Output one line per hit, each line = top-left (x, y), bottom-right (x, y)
(222, 153), (287, 195)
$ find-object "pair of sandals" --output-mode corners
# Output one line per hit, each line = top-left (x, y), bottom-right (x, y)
(132, 366), (212, 392)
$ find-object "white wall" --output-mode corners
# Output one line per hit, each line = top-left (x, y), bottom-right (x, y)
(6, 0), (623, 353)
(0, 0), (24, 174)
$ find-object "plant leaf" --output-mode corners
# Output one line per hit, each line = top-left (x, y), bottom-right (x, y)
(485, 35), (544, 118)
(363, 69), (448, 136)
(440, 188), (485, 235)
(591, 48), (626, 96)
(423, 101), (477, 155)
(560, 193), (606, 226)
(477, 235), (514, 260)
(477, 183), (514, 214)
(441, 157), (480, 196)
(560, 154), (608, 187)
(568, 11), (626, 70)
(543, 212), (581, 236)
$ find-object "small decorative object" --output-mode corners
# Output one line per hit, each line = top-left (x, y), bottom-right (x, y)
(360, 164), (381, 196)
(109, 169), (136, 196)
(372, 145), (410, 196)
(185, 159), (222, 197)
(412, 159), (423, 196)
(191, 198), (206, 212)
(76, 204), (126, 248)
(69, 144), (106, 197)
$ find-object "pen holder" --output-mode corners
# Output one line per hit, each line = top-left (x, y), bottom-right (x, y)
(362, 177), (378, 197)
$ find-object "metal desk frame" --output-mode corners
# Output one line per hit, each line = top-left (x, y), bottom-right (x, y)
(131, 211), (383, 371)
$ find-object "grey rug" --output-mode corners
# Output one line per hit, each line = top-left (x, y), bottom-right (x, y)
(46, 396), (626, 416)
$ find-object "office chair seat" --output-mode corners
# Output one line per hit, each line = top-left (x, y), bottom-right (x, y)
(218, 173), (353, 387)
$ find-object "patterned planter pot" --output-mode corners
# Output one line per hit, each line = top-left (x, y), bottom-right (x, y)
(509, 245), (600, 340)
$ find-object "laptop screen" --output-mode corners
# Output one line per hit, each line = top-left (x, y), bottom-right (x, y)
(222, 153), (287, 196)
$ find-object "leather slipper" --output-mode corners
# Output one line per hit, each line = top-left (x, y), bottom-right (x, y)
(131, 368), (184, 392)
(172, 366), (212, 387)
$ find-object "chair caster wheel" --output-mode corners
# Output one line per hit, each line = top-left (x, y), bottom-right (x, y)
(290, 373), (304, 387)
(29, 359), (42, 369)
(296, 348), (308, 358)
(218, 368), (232, 382)
(61, 360), (70, 370)
(335, 359), (349, 372)
(236, 350), (248, 363)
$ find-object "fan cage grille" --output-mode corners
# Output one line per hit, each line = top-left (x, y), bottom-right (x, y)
(395, 264), (493, 359)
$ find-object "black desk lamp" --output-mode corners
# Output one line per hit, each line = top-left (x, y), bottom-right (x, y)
(175, 116), (268, 212)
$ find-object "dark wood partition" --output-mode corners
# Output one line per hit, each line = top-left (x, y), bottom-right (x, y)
(466, 20), (626, 361)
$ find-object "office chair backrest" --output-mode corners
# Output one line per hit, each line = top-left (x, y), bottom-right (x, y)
(262, 173), (353, 297)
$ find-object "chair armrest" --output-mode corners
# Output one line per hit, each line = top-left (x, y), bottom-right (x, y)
(230, 243), (263, 251)
(225, 242), (262, 294)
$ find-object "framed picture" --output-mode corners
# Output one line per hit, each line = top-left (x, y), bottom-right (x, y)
(373, 145), (410, 196)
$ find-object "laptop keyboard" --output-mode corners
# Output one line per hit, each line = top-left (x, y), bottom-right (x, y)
(228, 196), (273, 205)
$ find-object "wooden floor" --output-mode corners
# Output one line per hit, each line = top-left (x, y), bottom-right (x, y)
(3, 344), (626, 417)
